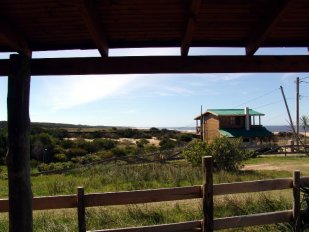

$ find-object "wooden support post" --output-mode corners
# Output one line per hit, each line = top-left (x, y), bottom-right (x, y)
(77, 187), (86, 232)
(6, 54), (32, 232)
(293, 170), (301, 232)
(202, 156), (213, 232)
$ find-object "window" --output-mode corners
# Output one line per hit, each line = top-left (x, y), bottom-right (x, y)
(230, 117), (241, 126)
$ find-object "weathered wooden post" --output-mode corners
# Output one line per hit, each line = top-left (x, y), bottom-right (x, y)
(77, 187), (86, 232)
(202, 156), (213, 232)
(6, 54), (33, 232)
(293, 170), (300, 232)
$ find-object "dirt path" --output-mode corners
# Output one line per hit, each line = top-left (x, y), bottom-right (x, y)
(243, 163), (309, 171)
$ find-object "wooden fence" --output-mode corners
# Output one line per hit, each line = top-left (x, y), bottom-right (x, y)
(0, 156), (308, 231)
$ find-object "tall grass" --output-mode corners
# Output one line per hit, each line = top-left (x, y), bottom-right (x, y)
(0, 160), (300, 231)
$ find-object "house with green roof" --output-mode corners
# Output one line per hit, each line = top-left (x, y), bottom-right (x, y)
(194, 107), (272, 144)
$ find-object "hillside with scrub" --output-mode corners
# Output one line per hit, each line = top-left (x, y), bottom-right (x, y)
(0, 123), (309, 231)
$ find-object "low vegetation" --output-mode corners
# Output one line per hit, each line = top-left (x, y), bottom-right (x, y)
(1, 157), (307, 231)
(182, 137), (251, 171)
(1, 122), (308, 231)
(0, 123), (194, 173)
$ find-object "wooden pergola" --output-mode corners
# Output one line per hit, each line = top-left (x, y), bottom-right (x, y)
(0, 0), (309, 231)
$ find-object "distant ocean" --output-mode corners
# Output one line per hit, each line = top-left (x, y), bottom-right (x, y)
(163, 125), (303, 133)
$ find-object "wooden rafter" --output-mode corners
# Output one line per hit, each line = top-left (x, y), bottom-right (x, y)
(1, 56), (308, 76)
(246, 0), (296, 56)
(77, 0), (109, 57)
(0, 18), (31, 57)
(181, 0), (202, 56)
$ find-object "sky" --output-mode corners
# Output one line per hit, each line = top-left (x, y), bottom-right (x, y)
(0, 47), (309, 128)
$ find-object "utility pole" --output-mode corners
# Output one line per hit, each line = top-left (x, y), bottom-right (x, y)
(296, 77), (300, 149)
(280, 86), (297, 135)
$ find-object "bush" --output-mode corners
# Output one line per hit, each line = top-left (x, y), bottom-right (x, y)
(182, 140), (209, 166)
(177, 133), (193, 143)
(209, 137), (249, 171)
(65, 147), (88, 158)
(159, 138), (177, 150)
(182, 137), (249, 171)
(93, 139), (116, 150)
(37, 161), (75, 172)
(53, 153), (68, 162)
(111, 147), (127, 157)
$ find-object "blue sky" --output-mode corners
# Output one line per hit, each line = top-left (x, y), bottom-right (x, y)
(0, 47), (309, 128)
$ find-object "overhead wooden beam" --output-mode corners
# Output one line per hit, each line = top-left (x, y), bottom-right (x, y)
(13, 55), (309, 75)
(246, 0), (296, 56)
(0, 18), (31, 57)
(1, 56), (309, 76)
(77, 0), (109, 57)
(181, 0), (202, 56)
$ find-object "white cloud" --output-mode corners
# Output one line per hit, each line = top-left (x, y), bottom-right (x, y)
(45, 75), (144, 110)
(159, 86), (194, 96)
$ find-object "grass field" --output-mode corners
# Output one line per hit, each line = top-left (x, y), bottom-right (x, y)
(1, 156), (308, 231)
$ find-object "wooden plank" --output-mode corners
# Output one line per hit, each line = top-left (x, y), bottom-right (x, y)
(246, 0), (297, 56)
(293, 171), (301, 232)
(91, 220), (202, 232)
(213, 178), (293, 195)
(0, 18), (31, 57)
(202, 156), (213, 232)
(214, 210), (293, 230)
(32, 195), (76, 211)
(181, 0), (202, 56)
(77, 0), (109, 57)
(0, 198), (9, 213)
(84, 186), (202, 207)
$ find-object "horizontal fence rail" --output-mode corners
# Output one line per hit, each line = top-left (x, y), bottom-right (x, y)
(214, 210), (293, 230)
(213, 178), (293, 195)
(1, 157), (308, 231)
(91, 221), (202, 232)
(84, 186), (202, 207)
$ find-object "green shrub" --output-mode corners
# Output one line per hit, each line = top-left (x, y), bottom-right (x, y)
(37, 162), (75, 172)
(182, 140), (209, 166)
(182, 137), (249, 171)
(209, 137), (249, 171)
(159, 138), (176, 150)
(65, 147), (88, 158)
(53, 153), (68, 162)
(177, 133), (193, 143)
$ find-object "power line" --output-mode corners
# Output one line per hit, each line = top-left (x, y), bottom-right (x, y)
(300, 76), (309, 80)
(232, 88), (280, 108)
(254, 99), (283, 109)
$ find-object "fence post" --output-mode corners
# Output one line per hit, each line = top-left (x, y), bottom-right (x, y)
(293, 170), (300, 232)
(77, 187), (86, 232)
(202, 156), (213, 232)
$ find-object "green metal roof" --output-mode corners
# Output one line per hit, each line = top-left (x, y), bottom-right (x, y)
(219, 127), (273, 138)
(208, 109), (264, 116)
(194, 108), (265, 120)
